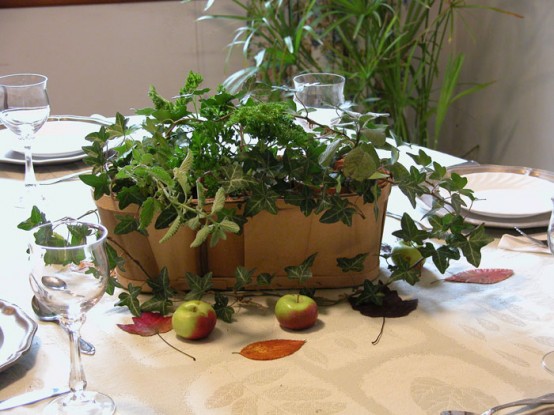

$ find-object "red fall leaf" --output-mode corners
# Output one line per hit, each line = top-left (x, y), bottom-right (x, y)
(445, 268), (514, 284)
(117, 312), (173, 336)
(238, 339), (306, 360)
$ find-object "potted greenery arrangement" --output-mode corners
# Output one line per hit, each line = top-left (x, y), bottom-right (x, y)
(35, 70), (485, 322)
(20, 71), (491, 323)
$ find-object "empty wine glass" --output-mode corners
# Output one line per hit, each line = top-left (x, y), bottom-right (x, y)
(293, 72), (345, 129)
(28, 219), (115, 415)
(0, 73), (50, 208)
(543, 197), (554, 374)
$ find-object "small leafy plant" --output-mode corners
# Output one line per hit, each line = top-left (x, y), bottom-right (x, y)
(21, 71), (492, 321)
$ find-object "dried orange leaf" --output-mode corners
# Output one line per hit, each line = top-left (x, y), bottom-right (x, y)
(445, 268), (514, 284)
(238, 339), (306, 360)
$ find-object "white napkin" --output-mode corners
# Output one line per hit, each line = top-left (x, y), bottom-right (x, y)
(498, 233), (551, 254)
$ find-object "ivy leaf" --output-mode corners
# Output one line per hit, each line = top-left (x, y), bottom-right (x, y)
(343, 145), (378, 181)
(214, 292), (235, 323)
(146, 267), (176, 302)
(284, 187), (317, 216)
(220, 163), (254, 193)
(238, 339), (306, 360)
(349, 283), (418, 317)
(284, 253), (317, 285)
(408, 149), (433, 167)
(106, 275), (121, 296)
(234, 266), (254, 290)
(17, 205), (48, 231)
(337, 253), (368, 272)
(393, 165), (427, 207)
(113, 214), (139, 235)
(117, 312), (172, 336)
(388, 265), (422, 286)
(140, 297), (173, 315)
(391, 213), (429, 245)
(244, 184), (279, 217)
(319, 196), (356, 225)
(256, 272), (274, 286)
(184, 272), (213, 300)
(351, 280), (384, 306)
(455, 225), (494, 267)
(430, 244), (461, 273)
(115, 284), (143, 316)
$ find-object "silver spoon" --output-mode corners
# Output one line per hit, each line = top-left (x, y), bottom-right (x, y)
(441, 392), (554, 415)
(31, 296), (96, 355)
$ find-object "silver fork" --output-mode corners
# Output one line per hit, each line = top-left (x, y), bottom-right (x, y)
(39, 170), (91, 186)
(514, 226), (548, 248)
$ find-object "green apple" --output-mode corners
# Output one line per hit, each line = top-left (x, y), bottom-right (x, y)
(274, 294), (318, 330)
(391, 241), (425, 270)
(172, 300), (217, 340)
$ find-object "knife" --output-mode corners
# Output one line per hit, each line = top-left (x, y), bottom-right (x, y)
(0, 387), (70, 411)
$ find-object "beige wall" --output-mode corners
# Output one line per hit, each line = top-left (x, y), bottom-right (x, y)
(3, 0), (553, 171)
(0, 1), (242, 117)
(442, 0), (554, 171)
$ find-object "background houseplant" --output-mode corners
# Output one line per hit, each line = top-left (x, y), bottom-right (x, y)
(20, 71), (492, 321)
(187, 0), (518, 150)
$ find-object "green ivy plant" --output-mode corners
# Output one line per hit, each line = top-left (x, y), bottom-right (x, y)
(20, 71), (492, 321)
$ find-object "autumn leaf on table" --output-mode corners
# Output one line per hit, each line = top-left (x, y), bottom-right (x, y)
(117, 312), (196, 361)
(238, 339), (306, 361)
(117, 312), (172, 336)
(445, 268), (514, 284)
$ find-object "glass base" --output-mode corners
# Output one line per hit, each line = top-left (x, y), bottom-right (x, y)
(43, 391), (115, 415)
(15, 184), (45, 210)
(542, 350), (554, 375)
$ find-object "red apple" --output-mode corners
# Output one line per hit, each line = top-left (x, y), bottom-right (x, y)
(275, 294), (318, 330)
(172, 300), (217, 340)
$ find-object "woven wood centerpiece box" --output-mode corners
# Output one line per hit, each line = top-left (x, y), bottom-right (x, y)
(96, 184), (390, 291)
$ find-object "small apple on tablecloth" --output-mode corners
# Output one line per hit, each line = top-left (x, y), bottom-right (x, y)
(391, 241), (426, 271)
(172, 300), (217, 340)
(275, 294), (318, 330)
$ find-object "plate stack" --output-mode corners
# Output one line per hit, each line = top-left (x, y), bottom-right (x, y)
(418, 164), (554, 229)
(0, 115), (109, 165)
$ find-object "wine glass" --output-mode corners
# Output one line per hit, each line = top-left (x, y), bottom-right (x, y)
(0, 73), (50, 208)
(293, 72), (345, 129)
(28, 219), (116, 415)
(542, 197), (554, 374)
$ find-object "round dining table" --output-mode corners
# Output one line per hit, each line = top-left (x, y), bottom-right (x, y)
(1, 133), (554, 415)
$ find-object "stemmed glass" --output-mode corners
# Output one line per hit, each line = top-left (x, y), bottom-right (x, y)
(293, 72), (345, 129)
(28, 219), (115, 415)
(0, 73), (50, 207)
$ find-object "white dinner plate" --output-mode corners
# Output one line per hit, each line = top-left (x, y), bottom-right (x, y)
(0, 299), (37, 372)
(418, 164), (554, 229)
(0, 115), (109, 165)
(461, 172), (554, 219)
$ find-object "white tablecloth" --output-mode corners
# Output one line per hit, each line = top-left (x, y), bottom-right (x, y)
(1, 146), (554, 415)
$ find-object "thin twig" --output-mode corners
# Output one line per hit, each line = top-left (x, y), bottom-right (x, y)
(157, 333), (196, 361)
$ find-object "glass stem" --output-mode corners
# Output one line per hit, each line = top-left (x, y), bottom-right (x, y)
(61, 315), (87, 395)
(23, 138), (37, 190)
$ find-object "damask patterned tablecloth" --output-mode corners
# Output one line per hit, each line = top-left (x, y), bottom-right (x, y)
(1, 153), (554, 414)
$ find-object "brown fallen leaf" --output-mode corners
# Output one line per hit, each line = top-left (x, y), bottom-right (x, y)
(238, 339), (306, 360)
(445, 268), (514, 284)
(348, 284), (418, 318)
